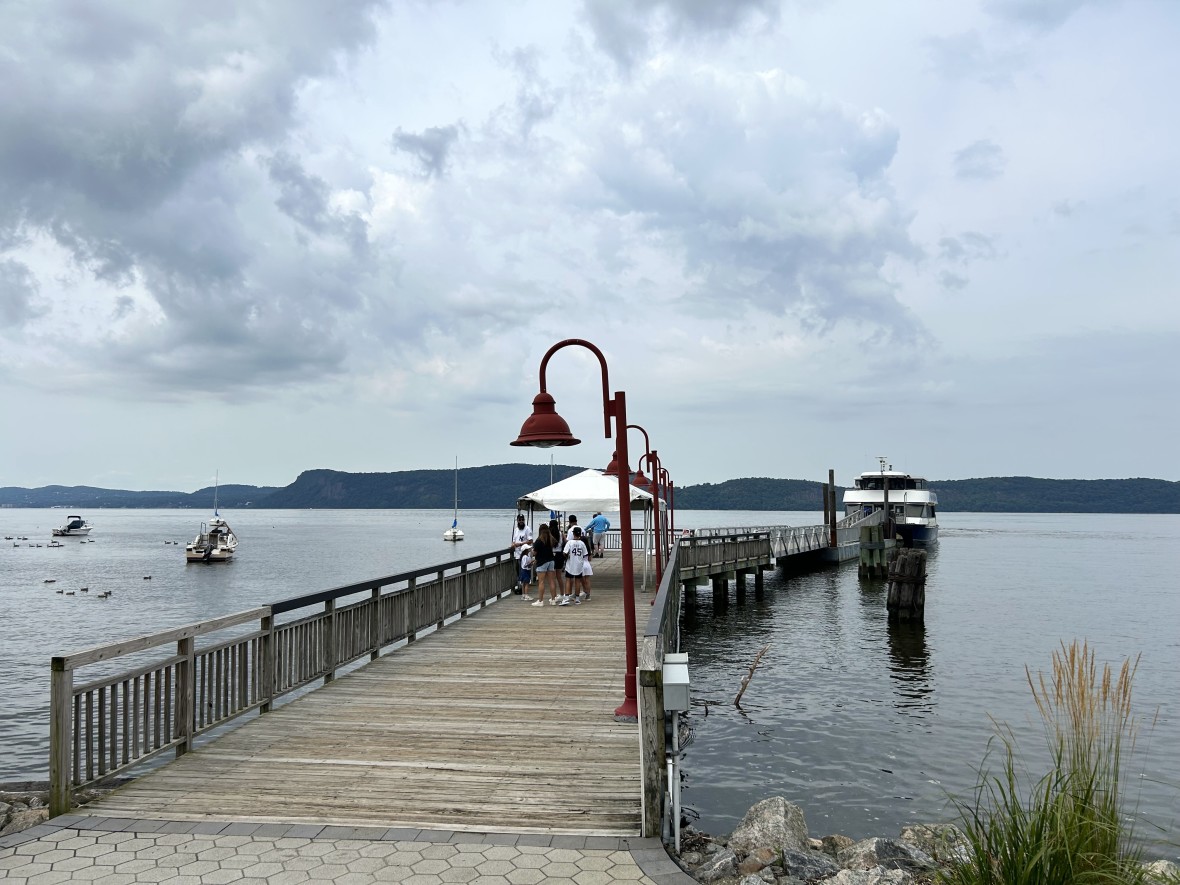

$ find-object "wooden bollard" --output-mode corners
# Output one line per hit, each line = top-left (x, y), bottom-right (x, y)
(859, 525), (892, 579)
(886, 548), (927, 621)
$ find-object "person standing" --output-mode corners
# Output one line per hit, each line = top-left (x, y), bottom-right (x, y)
(549, 517), (566, 600)
(585, 512), (611, 558)
(561, 526), (590, 605)
(530, 524), (557, 607)
(511, 514), (532, 595)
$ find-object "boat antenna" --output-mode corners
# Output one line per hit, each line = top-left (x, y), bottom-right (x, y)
(213, 470), (220, 517)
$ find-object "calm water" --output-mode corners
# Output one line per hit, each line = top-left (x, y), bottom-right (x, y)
(673, 511), (1180, 853)
(1, 509), (1176, 852)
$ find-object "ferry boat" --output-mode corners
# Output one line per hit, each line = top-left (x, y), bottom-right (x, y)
(843, 459), (938, 547)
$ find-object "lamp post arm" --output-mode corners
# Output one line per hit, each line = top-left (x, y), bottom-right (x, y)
(537, 339), (612, 438)
(625, 423), (651, 456)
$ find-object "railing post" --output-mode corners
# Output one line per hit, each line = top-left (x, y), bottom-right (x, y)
(638, 638), (666, 838)
(49, 660), (73, 816)
(260, 612), (275, 713)
(175, 637), (195, 757)
(370, 588), (381, 661)
(407, 577), (418, 643)
(324, 599), (337, 683)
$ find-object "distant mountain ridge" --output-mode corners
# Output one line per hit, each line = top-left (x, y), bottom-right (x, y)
(2, 468), (1179, 513)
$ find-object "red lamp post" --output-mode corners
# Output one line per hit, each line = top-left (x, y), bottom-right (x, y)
(511, 339), (639, 721)
(626, 425), (665, 586)
(658, 468), (675, 541)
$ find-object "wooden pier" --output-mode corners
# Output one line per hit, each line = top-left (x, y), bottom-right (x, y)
(48, 516), (876, 842)
(59, 554), (651, 834)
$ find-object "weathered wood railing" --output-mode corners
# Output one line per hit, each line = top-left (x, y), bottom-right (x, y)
(637, 540), (683, 838)
(49, 548), (517, 816)
(677, 530), (771, 580)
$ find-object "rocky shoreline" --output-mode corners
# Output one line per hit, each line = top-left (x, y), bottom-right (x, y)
(671, 796), (1180, 885)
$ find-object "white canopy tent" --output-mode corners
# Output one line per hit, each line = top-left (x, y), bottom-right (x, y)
(515, 469), (665, 589)
(515, 468), (663, 515)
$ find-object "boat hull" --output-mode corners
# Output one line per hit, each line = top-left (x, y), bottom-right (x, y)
(896, 523), (938, 547)
(51, 527), (92, 536)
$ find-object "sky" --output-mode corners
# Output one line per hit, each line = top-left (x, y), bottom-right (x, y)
(2, 0), (1177, 493)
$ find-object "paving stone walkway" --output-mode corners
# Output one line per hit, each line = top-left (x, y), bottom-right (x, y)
(0, 815), (696, 884)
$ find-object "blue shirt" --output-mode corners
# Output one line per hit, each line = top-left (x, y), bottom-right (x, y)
(586, 514), (611, 534)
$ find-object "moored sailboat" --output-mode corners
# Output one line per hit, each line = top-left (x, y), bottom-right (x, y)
(443, 457), (464, 541)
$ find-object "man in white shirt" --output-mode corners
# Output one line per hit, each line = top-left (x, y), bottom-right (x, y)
(560, 526), (590, 604)
(511, 514), (533, 595)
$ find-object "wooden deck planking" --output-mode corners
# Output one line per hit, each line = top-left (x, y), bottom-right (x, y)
(90, 555), (652, 834)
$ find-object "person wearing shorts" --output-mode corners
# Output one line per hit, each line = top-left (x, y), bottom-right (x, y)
(530, 524), (558, 606)
(561, 526), (590, 604)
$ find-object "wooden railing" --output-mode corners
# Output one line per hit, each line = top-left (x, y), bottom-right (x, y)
(49, 549), (517, 816)
(637, 541), (682, 838)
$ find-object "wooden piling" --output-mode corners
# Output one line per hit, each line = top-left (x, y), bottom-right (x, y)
(887, 548), (927, 621)
(859, 525), (893, 579)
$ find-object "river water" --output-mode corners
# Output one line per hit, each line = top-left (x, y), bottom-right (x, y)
(1, 508), (1176, 851)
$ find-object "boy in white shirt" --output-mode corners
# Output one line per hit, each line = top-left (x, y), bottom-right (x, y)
(560, 527), (590, 604)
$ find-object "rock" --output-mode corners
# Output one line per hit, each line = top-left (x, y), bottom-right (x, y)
(837, 838), (935, 874)
(821, 834), (856, 858)
(694, 847), (739, 883)
(808, 837), (825, 851)
(899, 823), (968, 863)
(727, 797), (810, 856)
(826, 868), (913, 885)
(1144, 859), (1180, 881)
(738, 876), (765, 885)
(780, 848), (841, 882)
(680, 850), (704, 867)
(28, 796), (44, 808)
(0, 807), (49, 837)
(0, 801), (11, 816)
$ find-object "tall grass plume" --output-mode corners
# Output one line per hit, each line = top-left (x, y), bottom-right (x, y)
(941, 640), (1162, 885)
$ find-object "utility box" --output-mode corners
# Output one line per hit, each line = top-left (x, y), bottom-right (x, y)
(663, 652), (690, 712)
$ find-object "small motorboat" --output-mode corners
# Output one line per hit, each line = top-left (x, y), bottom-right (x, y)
(52, 515), (92, 536)
(185, 517), (238, 563)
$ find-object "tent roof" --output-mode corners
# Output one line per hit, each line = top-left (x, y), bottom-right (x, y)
(516, 468), (663, 514)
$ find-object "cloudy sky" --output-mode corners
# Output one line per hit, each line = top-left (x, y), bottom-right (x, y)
(2, 0), (1177, 492)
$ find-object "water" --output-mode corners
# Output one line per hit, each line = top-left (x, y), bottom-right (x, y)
(672, 511), (1180, 854)
(1, 508), (1176, 852)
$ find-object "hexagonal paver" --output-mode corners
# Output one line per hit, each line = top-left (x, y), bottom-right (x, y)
(25, 868), (75, 885)
(572, 870), (615, 885)
(439, 868), (480, 884)
(512, 853), (547, 869)
(447, 851), (485, 869)
(542, 861), (583, 878)
(606, 863), (645, 880)
(359, 843), (401, 859)
(418, 845), (457, 860)
(264, 870), (310, 885)
(475, 859), (515, 876)
(506, 868), (546, 884)
(410, 857), (450, 875)
(195, 869), (245, 885)
(544, 848), (584, 864)
(575, 855), (614, 872)
(346, 856), (387, 874)
(481, 846), (521, 862)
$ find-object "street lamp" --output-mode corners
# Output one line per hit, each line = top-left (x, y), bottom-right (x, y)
(511, 339), (639, 721)
(658, 468), (675, 541)
(627, 424), (664, 586)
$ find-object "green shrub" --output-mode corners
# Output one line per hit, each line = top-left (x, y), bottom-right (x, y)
(941, 641), (1154, 885)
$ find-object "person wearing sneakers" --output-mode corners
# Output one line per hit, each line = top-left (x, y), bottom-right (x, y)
(560, 526), (590, 604)
(510, 513), (532, 594)
(530, 524), (558, 607)
(518, 544), (535, 601)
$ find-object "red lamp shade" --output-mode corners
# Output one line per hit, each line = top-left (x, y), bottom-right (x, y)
(632, 469), (651, 490)
(510, 391), (581, 447)
(603, 450), (633, 477)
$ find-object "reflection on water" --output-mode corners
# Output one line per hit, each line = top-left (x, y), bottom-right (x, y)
(886, 620), (933, 717)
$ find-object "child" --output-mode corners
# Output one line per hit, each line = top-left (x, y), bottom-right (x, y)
(519, 545), (534, 601)
(560, 527), (589, 605)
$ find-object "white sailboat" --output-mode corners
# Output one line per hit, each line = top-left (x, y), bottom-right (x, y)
(443, 457), (464, 542)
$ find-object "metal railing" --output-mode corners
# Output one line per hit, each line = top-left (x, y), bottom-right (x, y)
(48, 549), (517, 816)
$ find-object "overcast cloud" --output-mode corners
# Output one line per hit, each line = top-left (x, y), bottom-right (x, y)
(1, 0), (1177, 492)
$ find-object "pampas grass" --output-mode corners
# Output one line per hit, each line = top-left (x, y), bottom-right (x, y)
(941, 640), (1159, 885)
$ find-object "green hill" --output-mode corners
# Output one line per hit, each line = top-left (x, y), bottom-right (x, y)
(3, 470), (1178, 513)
